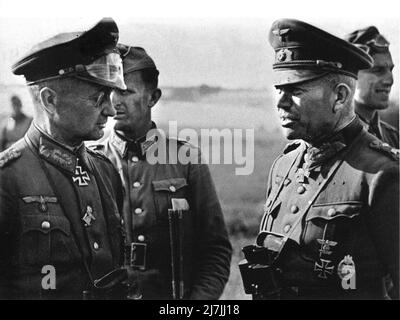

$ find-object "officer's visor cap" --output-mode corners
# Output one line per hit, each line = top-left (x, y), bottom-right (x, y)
(27, 51), (126, 90)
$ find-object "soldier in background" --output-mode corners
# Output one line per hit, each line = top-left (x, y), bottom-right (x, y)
(0, 95), (32, 151)
(241, 19), (399, 300)
(0, 18), (126, 299)
(345, 26), (398, 148)
(94, 45), (232, 299)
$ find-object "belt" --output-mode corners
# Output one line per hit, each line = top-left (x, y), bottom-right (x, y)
(125, 242), (147, 270)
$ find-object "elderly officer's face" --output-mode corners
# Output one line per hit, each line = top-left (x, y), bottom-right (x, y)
(112, 71), (156, 133)
(275, 78), (337, 142)
(354, 52), (394, 109)
(53, 78), (116, 143)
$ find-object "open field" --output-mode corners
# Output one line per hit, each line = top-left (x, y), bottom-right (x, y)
(207, 136), (286, 300)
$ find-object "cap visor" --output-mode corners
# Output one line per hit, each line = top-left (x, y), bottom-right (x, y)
(273, 69), (328, 86)
(73, 75), (126, 90)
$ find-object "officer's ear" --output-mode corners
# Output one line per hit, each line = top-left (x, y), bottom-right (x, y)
(332, 83), (351, 113)
(148, 88), (162, 108)
(39, 87), (58, 115)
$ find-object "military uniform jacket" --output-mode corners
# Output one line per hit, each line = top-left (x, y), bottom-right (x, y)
(358, 111), (399, 149)
(260, 118), (399, 299)
(0, 124), (124, 299)
(99, 127), (232, 299)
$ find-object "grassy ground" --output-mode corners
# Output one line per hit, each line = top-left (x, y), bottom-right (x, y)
(206, 133), (287, 300)
(220, 234), (254, 300)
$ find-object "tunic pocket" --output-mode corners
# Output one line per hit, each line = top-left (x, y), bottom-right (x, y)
(18, 213), (78, 267)
(302, 201), (363, 247)
(306, 201), (363, 221)
(151, 178), (193, 254)
(152, 178), (189, 221)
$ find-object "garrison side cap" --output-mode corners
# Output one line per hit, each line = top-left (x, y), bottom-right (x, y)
(268, 18), (374, 86)
(12, 17), (126, 90)
(118, 44), (158, 74)
(345, 26), (390, 56)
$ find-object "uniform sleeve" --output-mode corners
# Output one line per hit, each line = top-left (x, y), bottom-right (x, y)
(106, 162), (125, 266)
(381, 122), (399, 149)
(0, 125), (6, 152)
(0, 168), (17, 298)
(367, 161), (399, 299)
(259, 155), (281, 233)
(110, 164), (124, 218)
(187, 159), (232, 300)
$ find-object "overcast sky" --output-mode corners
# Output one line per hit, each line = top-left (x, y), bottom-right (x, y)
(0, 0), (399, 93)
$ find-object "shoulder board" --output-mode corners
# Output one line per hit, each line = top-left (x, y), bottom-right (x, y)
(86, 145), (109, 161)
(369, 140), (399, 161)
(169, 137), (196, 148)
(0, 147), (22, 168)
(87, 144), (106, 152)
(283, 140), (302, 154)
(174, 137), (189, 145)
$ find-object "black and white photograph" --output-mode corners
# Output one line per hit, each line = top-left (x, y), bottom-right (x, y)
(0, 0), (398, 305)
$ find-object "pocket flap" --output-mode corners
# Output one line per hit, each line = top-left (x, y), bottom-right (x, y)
(307, 201), (362, 221)
(21, 214), (71, 236)
(152, 178), (188, 192)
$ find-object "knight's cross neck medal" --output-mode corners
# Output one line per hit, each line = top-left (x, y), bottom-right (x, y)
(72, 158), (90, 186)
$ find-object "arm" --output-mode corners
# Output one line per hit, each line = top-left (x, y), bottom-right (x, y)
(367, 161), (399, 299)
(0, 125), (7, 152)
(0, 168), (17, 299)
(105, 161), (125, 267)
(188, 161), (232, 300)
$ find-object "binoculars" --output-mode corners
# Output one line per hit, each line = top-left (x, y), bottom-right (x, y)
(239, 244), (283, 299)
(239, 231), (296, 299)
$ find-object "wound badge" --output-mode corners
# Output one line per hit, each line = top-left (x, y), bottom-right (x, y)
(337, 255), (356, 281)
(82, 205), (96, 227)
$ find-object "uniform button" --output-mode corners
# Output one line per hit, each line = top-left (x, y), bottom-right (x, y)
(137, 235), (145, 242)
(327, 208), (336, 217)
(41, 221), (51, 230)
(290, 205), (299, 214)
(133, 181), (141, 188)
(131, 156), (139, 163)
(93, 242), (100, 250)
(169, 185), (176, 192)
(284, 225), (291, 233)
(134, 208), (143, 215)
(121, 219), (124, 226)
(297, 186), (306, 194)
